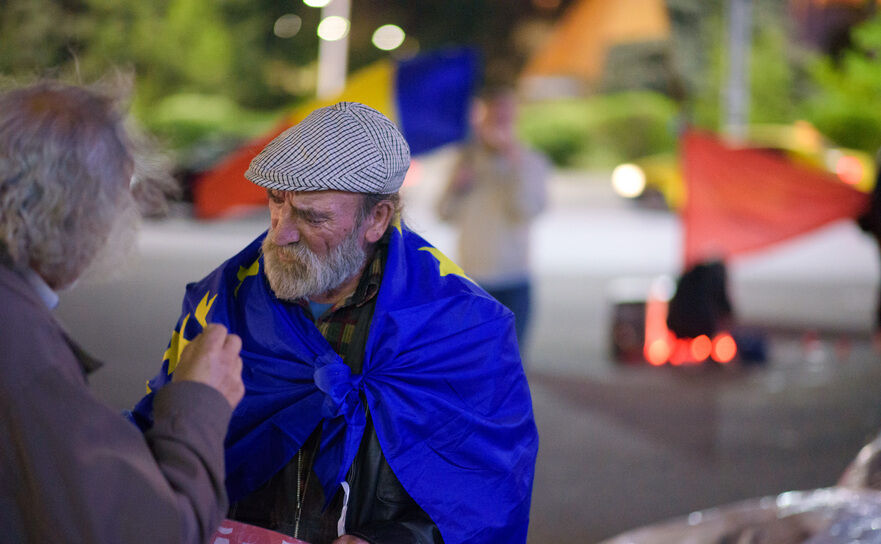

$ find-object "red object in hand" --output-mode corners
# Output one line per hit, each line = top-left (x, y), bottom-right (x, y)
(210, 520), (310, 544)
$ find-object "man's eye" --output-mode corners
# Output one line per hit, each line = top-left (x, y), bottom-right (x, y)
(268, 191), (284, 204)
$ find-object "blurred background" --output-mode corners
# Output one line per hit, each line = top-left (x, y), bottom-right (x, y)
(5, 0), (881, 541)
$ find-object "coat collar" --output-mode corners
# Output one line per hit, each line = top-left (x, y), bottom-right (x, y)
(0, 262), (103, 376)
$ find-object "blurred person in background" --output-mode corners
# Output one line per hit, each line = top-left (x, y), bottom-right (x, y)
(130, 102), (538, 544)
(437, 87), (549, 358)
(0, 80), (244, 543)
(666, 260), (734, 340)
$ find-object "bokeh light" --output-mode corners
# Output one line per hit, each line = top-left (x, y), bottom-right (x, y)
(835, 154), (864, 185)
(273, 14), (302, 39)
(611, 163), (646, 198)
(711, 334), (737, 363)
(690, 335), (712, 362)
(646, 339), (671, 366)
(372, 24), (406, 51)
(317, 16), (350, 41)
(303, 0), (332, 7)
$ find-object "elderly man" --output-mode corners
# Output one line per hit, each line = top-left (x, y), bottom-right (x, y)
(0, 81), (244, 542)
(131, 102), (538, 544)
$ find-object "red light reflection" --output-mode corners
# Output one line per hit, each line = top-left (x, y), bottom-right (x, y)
(690, 335), (712, 361)
(712, 334), (737, 363)
(836, 155), (863, 186)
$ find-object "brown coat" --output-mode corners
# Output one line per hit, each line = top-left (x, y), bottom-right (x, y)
(0, 264), (231, 543)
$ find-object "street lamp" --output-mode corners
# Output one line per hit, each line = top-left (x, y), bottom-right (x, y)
(273, 14), (302, 39)
(372, 24), (406, 51)
(306, 0), (351, 98)
(724, 0), (752, 141)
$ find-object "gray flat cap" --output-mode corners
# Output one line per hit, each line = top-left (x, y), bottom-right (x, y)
(245, 102), (410, 194)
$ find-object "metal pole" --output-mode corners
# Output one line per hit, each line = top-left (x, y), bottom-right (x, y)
(316, 0), (351, 99)
(724, 0), (752, 141)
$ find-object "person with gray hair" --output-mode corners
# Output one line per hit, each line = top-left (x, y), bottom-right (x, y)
(0, 80), (245, 543)
(131, 102), (539, 544)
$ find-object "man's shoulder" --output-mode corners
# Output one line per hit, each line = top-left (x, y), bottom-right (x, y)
(0, 266), (42, 314)
(0, 270), (78, 393)
(386, 229), (509, 316)
(0, 268), (58, 345)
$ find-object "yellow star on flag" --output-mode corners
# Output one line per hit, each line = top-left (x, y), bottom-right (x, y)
(194, 291), (217, 328)
(418, 246), (472, 282)
(163, 313), (192, 375)
(235, 258), (260, 297)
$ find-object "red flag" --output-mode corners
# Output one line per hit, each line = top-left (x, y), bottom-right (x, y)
(191, 121), (290, 219)
(681, 130), (870, 267)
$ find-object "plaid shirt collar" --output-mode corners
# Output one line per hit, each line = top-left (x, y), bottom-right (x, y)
(336, 237), (386, 312)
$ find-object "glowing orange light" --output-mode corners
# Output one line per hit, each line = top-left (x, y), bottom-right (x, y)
(643, 282), (672, 366)
(646, 339), (670, 366)
(836, 155), (863, 185)
(668, 338), (691, 366)
(711, 334), (737, 363)
(690, 335), (712, 361)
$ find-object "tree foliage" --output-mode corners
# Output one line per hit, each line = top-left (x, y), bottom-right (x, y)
(684, 0), (801, 130)
(5, 0), (881, 165)
(801, 12), (881, 153)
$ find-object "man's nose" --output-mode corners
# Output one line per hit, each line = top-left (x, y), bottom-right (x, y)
(272, 211), (300, 245)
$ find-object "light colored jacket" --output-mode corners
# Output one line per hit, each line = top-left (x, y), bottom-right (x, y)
(438, 142), (549, 287)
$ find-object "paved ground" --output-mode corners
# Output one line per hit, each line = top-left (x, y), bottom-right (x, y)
(56, 156), (881, 542)
(526, 331), (881, 542)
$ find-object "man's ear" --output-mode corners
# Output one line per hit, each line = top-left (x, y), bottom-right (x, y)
(364, 200), (394, 243)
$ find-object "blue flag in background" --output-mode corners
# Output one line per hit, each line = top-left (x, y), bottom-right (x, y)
(395, 47), (478, 154)
(130, 223), (539, 544)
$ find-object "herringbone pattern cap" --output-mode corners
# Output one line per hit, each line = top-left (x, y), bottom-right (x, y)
(245, 102), (410, 194)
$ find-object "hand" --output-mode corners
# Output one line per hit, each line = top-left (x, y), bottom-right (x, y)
(478, 125), (515, 154)
(450, 165), (476, 192)
(332, 536), (370, 544)
(173, 323), (244, 409)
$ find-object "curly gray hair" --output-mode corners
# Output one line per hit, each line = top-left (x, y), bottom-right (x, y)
(0, 80), (169, 288)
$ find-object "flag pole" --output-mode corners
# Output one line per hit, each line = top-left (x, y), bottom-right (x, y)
(723, 0), (752, 142)
(316, 0), (351, 99)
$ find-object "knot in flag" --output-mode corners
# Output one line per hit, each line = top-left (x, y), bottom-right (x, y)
(313, 354), (362, 421)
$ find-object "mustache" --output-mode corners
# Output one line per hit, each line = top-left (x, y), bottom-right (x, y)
(263, 239), (309, 258)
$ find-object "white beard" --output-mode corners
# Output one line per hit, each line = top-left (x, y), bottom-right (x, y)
(261, 225), (366, 302)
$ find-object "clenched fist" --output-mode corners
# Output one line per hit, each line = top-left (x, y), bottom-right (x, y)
(173, 324), (244, 409)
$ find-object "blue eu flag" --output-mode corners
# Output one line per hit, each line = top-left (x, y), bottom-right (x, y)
(130, 223), (538, 543)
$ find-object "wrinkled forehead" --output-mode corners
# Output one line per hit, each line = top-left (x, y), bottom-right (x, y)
(272, 188), (364, 213)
